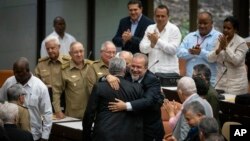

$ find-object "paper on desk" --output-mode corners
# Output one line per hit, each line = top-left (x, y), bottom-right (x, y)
(222, 93), (236, 103)
(52, 116), (80, 123)
(56, 121), (83, 130)
(161, 87), (177, 91)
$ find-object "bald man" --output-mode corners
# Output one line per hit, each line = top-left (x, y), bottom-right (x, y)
(0, 57), (52, 141)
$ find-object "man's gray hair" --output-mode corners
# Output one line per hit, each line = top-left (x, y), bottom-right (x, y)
(177, 76), (197, 96)
(182, 101), (205, 115)
(0, 102), (18, 123)
(7, 83), (26, 102)
(44, 35), (60, 45)
(119, 51), (133, 59)
(109, 57), (126, 75)
(133, 53), (148, 68)
(100, 41), (115, 51)
(198, 117), (219, 138)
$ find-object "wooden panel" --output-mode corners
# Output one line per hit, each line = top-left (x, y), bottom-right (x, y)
(0, 70), (13, 87)
(179, 59), (186, 76)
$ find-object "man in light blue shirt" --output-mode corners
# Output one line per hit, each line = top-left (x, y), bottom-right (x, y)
(177, 11), (221, 86)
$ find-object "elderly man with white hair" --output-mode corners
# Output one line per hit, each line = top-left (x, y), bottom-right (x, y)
(0, 102), (34, 141)
(172, 76), (213, 141)
(35, 35), (71, 119)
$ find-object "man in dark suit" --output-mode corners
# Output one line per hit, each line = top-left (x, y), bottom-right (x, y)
(0, 102), (34, 141)
(108, 53), (164, 141)
(112, 0), (154, 54)
(82, 57), (143, 141)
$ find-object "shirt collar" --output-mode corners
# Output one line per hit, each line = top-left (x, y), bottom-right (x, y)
(47, 55), (65, 64)
(182, 93), (198, 108)
(130, 14), (142, 24)
(69, 59), (92, 70)
(195, 28), (217, 38)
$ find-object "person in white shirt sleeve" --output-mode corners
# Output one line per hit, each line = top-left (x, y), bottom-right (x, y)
(140, 4), (181, 74)
(40, 16), (76, 57)
(0, 57), (52, 141)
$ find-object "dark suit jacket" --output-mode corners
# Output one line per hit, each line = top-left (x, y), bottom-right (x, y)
(112, 15), (154, 54)
(4, 124), (34, 141)
(82, 77), (143, 141)
(126, 70), (165, 140)
(0, 126), (10, 141)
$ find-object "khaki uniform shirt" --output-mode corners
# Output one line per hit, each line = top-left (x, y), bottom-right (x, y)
(87, 59), (109, 94)
(17, 105), (31, 132)
(34, 55), (71, 113)
(55, 59), (92, 118)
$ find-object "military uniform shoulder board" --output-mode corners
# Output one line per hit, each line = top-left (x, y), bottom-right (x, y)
(38, 56), (49, 62)
(61, 61), (70, 69)
(18, 104), (28, 109)
(92, 59), (101, 64)
(85, 59), (94, 65)
(62, 55), (71, 61)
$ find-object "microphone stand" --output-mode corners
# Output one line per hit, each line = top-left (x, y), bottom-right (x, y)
(148, 60), (159, 70)
(214, 68), (227, 95)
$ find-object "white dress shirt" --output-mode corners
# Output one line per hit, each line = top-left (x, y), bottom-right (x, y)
(140, 21), (182, 74)
(40, 31), (76, 57)
(0, 75), (53, 140)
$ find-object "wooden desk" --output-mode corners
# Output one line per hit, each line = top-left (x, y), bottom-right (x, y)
(50, 117), (82, 141)
(219, 100), (250, 126)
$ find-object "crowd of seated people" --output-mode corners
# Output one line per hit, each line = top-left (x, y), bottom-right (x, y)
(1, 0), (250, 141)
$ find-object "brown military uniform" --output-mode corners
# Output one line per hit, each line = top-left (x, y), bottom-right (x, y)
(87, 59), (109, 94)
(54, 59), (93, 119)
(17, 104), (31, 132)
(34, 55), (71, 113)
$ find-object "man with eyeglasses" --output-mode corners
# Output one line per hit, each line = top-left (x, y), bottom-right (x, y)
(192, 64), (220, 126)
(87, 41), (116, 94)
(53, 41), (92, 119)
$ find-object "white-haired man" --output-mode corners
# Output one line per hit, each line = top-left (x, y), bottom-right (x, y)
(173, 76), (213, 141)
(35, 36), (71, 119)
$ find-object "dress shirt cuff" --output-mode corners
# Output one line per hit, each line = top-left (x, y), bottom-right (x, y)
(126, 102), (133, 111)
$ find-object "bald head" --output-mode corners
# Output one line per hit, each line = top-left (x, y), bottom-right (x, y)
(13, 57), (31, 85)
(119, 51), (133, 67)
(13, 57), (30, 72)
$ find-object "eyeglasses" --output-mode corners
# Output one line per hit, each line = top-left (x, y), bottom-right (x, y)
(192, 73), (203, 78)
(19, 93), (26, 97)
(103, 51), (116, 55)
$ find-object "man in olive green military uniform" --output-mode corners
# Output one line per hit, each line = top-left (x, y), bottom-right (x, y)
(35, 36), (70, 119)
(54, 41), (93, 119)
(87, 41), (116, 93)
(7, 83), (31, 132)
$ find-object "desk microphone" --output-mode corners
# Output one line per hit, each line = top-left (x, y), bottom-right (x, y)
(214, 68), (227, 88)
(148, 60), (159, 70)
(87, 51), (92, 59)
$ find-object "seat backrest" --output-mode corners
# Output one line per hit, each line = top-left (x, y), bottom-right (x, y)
(221, 121), (241, 141)
(0, 70), (13, 87)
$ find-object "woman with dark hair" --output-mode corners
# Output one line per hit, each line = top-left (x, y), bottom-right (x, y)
(208, 16), (248, 95)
